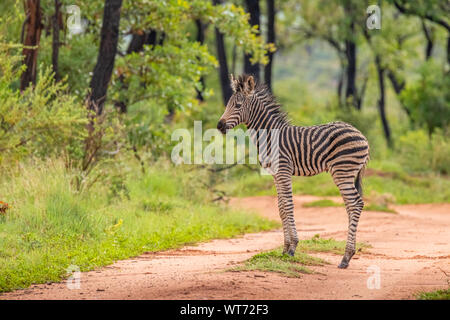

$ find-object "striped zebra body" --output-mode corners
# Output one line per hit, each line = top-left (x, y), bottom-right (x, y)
(218, 75), (370, 269)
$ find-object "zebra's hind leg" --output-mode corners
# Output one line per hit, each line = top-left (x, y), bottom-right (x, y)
(274, 172), (298, 256)
(331, 168), (364, 269)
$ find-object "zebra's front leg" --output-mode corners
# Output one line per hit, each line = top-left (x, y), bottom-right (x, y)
(274, 177), (290, 254)
(274, 173), (298, 256)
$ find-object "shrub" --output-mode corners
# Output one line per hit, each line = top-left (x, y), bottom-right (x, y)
(0, 41), (87, 166)
(430, 129), (450, 174)
(397, 129), (450, 174)
(400, 60), (450, 135)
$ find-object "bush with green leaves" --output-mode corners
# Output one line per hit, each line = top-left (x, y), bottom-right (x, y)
(0, 39), (127, 193)
(397, 129), (450, 174)
(400, 60), (450, 135)
(0, 42), (87, 166)
(38, 32), (99, 100)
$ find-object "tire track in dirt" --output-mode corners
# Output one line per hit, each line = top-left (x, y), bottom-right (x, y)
(1, 195), (449, 300)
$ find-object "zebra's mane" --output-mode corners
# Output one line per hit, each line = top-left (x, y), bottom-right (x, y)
(252, 79), (289, 125)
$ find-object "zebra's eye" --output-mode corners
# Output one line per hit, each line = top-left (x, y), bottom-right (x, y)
(235, 102), (242, 109)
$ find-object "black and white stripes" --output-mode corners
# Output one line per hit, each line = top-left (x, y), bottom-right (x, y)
(218, 75), (370, 269)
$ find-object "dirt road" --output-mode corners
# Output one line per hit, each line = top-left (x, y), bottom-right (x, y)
(1, 195), (449, 300)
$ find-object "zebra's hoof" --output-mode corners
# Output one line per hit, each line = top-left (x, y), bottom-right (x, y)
(338, 261), (349, 269)
(287, 249), (295, 257)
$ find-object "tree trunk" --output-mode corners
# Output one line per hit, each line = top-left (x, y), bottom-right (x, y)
(215, 26), (232, 105)
(231, 44), (237, 75)
(244, 0), (261, 80)
(126, 30), (157, 54)
(20, 0), (43, 91)
(213, 0), (232, 105)
(386, 69), (413, 119)
(337, 69), (344, 106)
(264, 0), (275, 90)
(344, 23), (357, 109)
(52, 0), (61, 81)
(421, 20), (434, 60)
(356, 74), (368, 110)
(126, 32), (144, 54)
(375, 56), (392, 147)
(195, 19), (206, 101)
(88, 0), (123, 115)
(386, 70), (405, 94)
(447, 34), (450, 65)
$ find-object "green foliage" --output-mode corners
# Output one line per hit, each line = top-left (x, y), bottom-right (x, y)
(0, 1), (24, 44)
(101, 0), (270, 161)
(366, 2), (421, 72)
(400, 61), (450, 135)
(277, 0), (365, 49)
(38, 33), (99, 99)
(2, 0), (271, 170)
(386, 0), (449, 29)
(397, 129), (450, 174)
(121, 0), (268, 63)
(113, 41), (215, 114)
(0, 42), (87, 165)
(126, 100), (173, 163)
(72, 105), (127, 192)
(110, 0), (268, 116)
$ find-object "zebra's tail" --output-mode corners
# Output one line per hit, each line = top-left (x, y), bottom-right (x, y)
(355, 155), (369, 198)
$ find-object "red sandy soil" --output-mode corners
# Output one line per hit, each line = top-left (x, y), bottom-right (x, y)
(1, 195), (449, 300)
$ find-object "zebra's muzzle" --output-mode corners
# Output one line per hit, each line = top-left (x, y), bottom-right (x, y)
(217, 120), (227, 134)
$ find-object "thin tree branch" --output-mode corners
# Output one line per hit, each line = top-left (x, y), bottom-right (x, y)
(393, 0), (450, 32)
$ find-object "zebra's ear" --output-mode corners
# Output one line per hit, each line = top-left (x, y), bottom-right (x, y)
(229, 74), (238, 92)
(243, 75), (255, 95)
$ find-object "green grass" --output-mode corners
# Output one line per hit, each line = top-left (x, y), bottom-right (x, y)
(303, 199), (343, 208)
(232, 247), (327, 277)
(362, 171), (450, 205)
(0, 159), (277, 293)
(298, 234), (371, 255)
(232, 235), (370, 277)
(364, 204), (398, 214)
(417, 288), (450, 300)
(302, 199), (397, 214)
(223, 173), (340, 198)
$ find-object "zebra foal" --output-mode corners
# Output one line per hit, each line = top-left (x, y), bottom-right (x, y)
(217, 75), (370, 269)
